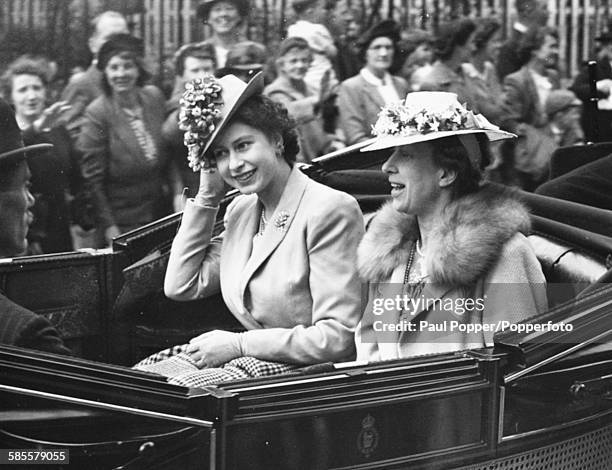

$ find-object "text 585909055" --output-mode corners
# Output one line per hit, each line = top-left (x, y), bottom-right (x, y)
(0, 449), (69, 464)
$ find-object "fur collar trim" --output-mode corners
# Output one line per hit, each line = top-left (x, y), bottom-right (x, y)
(358, 185), (531, 286)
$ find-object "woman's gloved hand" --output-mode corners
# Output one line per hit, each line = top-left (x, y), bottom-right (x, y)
(186, 330), (244, 368)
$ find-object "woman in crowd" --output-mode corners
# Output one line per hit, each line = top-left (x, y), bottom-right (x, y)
(461, 18), (503, 101)
(136, 73), (364, 386)
(355, 92), (547, 361)
(77, 34), (169, 247)
(196, 0), (249, 69)
(0, 56), (76, 254)
(420, 19), (501, 123)
(337, 20), (409, 146)
(264, 37), (338, 162)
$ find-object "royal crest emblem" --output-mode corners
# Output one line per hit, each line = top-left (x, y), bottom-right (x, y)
(357, 414), (379, 458)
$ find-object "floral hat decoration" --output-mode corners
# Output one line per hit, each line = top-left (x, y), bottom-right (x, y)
(179, 72), (264, 171)
(361, 91), (515, 153)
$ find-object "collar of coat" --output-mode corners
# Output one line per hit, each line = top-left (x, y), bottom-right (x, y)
(357, 184), (531, 287)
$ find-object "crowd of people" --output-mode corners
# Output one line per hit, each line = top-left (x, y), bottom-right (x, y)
(1, 0), (609, 256)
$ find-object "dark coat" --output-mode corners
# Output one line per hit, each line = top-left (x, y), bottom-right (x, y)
(22, 125), (78, 253)
(501, 65), (560, 131)
(570, 59), (612, 141)
(496, 28), (525, 81)
(0, 292), (71, 356)
(77, 85), (168, 235)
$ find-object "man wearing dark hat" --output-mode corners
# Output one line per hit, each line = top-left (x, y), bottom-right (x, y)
(0, 99), (71, 355)
(570, 30), (612, 142)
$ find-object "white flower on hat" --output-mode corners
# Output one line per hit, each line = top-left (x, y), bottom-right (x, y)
(362, 92), (516, 152)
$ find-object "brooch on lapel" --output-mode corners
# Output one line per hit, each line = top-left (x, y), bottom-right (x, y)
(274, 211), (291, 232)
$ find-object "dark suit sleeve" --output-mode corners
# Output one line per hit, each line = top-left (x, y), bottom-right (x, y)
(16, 315), (73, 356)
(76, 102), (115, 229)
(0, 296), (72, 356)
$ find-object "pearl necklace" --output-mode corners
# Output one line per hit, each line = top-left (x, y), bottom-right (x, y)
(257, 208), (267, 237)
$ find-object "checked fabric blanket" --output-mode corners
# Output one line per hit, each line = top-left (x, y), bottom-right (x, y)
(134, 344), (299, 388)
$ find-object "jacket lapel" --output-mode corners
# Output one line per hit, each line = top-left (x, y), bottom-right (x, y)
(238, 167), (309, 299)
(359, 76), (386, 110)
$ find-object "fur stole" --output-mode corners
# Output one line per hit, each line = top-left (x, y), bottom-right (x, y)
(358, 185), (531, 287)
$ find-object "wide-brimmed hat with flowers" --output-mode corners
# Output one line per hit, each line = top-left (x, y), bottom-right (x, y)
(361, 92), (515, 153)
(179, 72), (264, 171)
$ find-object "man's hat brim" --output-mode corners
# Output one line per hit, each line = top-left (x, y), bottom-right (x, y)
(0, 143), (54, 162)
(202, 72), (265, 156)
(361, 129), (515, 152)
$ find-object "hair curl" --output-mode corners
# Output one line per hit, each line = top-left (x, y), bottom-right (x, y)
(0, 57), (48, 102)
(430, 134), (490, 199)
(232, 94), (300, 165)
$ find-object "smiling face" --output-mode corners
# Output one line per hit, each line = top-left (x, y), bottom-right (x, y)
(207, 1), (242, 35)
(278, 47), (312, 81)
(382, 142), (446, 215)
(0, 160), (35, 257)
(104, 54), (139, 95)
(365, 36), (394, 75)
(11, 74), (46, 123)
(211, 121), (288, 196)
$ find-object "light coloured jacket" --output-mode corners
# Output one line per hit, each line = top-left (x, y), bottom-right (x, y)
(337, 73), (409, 145)
(164, 167), (365, 365)
(356, 185), (548, 362)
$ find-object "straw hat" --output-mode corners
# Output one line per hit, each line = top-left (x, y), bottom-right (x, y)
(361, 92), (515, 152)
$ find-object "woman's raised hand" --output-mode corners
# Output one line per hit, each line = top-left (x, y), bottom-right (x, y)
(194, 166), (226, 207)
(33, 101), (71, 133)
